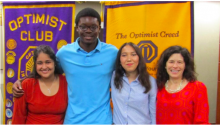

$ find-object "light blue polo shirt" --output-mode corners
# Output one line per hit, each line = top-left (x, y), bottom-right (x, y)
(56, 37), (118, 124)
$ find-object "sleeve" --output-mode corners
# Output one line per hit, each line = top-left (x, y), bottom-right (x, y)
(62, 75), (68, 104)
(193, 81), (210, 124)
(148, 76), (157, 124)
(110, 71), (116, 111)
(12, 80), (28, 124)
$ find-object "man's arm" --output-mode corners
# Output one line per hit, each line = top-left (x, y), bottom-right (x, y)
(12, 78), (25, 98)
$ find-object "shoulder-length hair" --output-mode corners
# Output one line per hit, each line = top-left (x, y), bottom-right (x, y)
(114, 42), (151, 93)
(27, 45), (62, 79)
(156, 45), (197, 90)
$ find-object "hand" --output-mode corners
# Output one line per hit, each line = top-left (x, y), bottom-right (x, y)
(12, 79), (24, 98)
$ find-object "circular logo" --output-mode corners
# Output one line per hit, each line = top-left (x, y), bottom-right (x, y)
(138, 41), (158, 63)
(7, 119), (12, 125)
(7, 68), (15, 78)
(57, 39), (67, 50)
(6, 108), (13, 118)
(6, 39), (17, 50)
(6, 99), (12, 107)
(6, 55), (15, 64)
(6, 82), (13, 94)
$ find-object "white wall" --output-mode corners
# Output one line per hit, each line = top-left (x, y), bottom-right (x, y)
(75, 2), (102, 16)
(194, 1), (220, 123)
(75, 2), (104, 28)
(0, 70), (3, 124)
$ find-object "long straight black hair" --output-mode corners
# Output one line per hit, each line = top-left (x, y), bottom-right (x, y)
(114, 42), (151, 93)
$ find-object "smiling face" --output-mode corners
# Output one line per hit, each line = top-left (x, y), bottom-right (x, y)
(76, 16), (100, 45)
(36, 52), (55, 79)
(166, 53), (185, 80)
(120, 45), (139, 75)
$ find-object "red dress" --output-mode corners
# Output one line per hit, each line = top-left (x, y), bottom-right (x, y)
(156, 81), (209, 124)
(12, 75), (68, 124)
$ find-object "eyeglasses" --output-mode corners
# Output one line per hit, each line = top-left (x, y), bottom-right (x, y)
(78, 25), (99, 31)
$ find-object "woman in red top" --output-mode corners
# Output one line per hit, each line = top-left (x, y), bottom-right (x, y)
(12, 45), (68, 124)
(156, 45), (209, 124)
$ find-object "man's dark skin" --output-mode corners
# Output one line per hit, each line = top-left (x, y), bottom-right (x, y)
(12, 16), (101, 97)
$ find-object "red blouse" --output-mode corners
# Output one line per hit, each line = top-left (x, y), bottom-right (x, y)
(12, 75), (68, 124)
(156, 81), (209, 124)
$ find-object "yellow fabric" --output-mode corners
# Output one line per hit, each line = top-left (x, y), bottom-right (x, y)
(105, 2), (192, 78)
(103, 1), (140, 6)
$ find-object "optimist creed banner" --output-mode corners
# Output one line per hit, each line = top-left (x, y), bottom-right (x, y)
(3, 2), (75, 124)
(104, 1), (194, 78)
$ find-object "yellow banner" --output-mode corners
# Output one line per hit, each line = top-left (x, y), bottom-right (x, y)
(104, 1), (193, 78)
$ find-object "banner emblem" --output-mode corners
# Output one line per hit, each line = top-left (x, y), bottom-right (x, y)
(5, 109), (12, 118)
(57, 39), (68, 50)
(6, 99), (12, 107)
(7, 68), (15, 78)
(18, 46), (36, 79)
(6, 51), (16, 64)
(6, 82), (13, 94)
(6, 39), (17, 50)
(7, 119), (12, 124)
(138, 41), (158, 63)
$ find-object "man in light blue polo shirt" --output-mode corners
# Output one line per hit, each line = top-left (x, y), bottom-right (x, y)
(12, 8), (118, 124)
(56, 36), (117, 123)
(56, 8), (118, 123)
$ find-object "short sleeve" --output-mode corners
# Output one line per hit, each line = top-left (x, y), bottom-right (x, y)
(148, 76), (157, 124)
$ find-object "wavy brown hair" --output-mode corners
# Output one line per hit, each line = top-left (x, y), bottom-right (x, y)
(156, 45), (197, 90)
(114, 42), (151, 93)
(27, 45), (62, 79)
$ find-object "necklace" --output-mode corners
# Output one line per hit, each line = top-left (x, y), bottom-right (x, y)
(40, 76), (56, 94)
(165, 79), (183, 93)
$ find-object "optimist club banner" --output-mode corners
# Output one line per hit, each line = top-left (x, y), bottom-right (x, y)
(104, 1), (194, 78)
(3, 2), (75, 124)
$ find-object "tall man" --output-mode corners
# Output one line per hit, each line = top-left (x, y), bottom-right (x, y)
(13, 8), (118, 124)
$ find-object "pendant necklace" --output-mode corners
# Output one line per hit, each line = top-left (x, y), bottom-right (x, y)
(165, 79), (183, 93)
(41, 76), (56, 94)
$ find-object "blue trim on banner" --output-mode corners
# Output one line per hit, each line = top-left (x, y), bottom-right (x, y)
(105, 1), (187, 8)
(3, 1), (75, 6)
(190, 1), (194, 57)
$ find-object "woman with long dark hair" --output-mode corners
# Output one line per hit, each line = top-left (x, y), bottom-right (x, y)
(156, 45), (209, 124)
(12, 45), (68, 124)
(111, 42), (157, 124)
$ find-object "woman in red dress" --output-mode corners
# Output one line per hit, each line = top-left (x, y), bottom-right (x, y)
(156, 45), (209, 124)
(12, 45), (68, 124)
